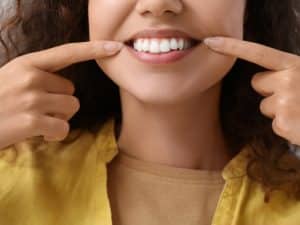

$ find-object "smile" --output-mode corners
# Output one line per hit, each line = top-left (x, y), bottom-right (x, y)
(124, 29), (202, 64)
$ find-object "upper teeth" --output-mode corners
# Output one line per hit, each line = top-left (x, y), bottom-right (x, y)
(133, 38), (193, 53)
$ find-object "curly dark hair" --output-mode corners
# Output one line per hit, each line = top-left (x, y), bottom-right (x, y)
(1, 0), (300, 202)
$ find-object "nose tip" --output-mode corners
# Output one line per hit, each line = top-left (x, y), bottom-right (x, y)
(136, 0), (183, 17)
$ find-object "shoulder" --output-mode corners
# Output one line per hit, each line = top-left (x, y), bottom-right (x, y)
(0, 118), (117, 225)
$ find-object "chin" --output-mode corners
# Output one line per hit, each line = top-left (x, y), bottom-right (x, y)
(123, 88), (186, 105)
(119, 79), (213, 106)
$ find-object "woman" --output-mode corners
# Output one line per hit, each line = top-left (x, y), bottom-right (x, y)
(0, 0), (300, 225)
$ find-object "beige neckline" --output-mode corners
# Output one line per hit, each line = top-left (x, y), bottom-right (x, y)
(110, 150), (225, 185)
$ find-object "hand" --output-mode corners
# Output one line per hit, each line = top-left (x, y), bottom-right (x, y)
(204, 36), (300, 146)
(0, 40), (124, 149)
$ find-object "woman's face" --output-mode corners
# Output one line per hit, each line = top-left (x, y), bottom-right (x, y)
(88, 0), (246, 104)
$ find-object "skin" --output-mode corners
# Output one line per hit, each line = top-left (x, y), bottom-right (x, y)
(2, 0), (296, 170)
(204, 37), (300, 147)
(0, 40), (123, 150)
(88, 0), (247, 170)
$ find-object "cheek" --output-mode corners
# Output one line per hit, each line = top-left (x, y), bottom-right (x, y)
(88, 1), (134, 41)
(203, 16), (244, 43)
(190, 0), (245, 39)
(219, 2), (245, 39)
(222, 3), (245, 39)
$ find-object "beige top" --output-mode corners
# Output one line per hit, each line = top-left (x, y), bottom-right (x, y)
(107, 150), (225, 225)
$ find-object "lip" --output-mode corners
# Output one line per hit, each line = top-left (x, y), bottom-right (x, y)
(124, 28), (202, 43)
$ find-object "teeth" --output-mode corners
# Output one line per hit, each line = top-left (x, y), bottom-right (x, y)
(160, 39), (170, 53)
(134, 39), (143, 52)
(133, 38), (193, 53)
(142, 39), (150, 52)
(150, 39), (160, 53)
(170, 38), (178, 50)
(178, 39), (184, 50)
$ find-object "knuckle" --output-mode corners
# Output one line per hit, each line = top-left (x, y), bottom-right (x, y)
(22, 91), (42, 110)
(276, 95), (289, 108)
(22, 112), (41, 130)
(281, 74), (293, 89)
(22, 71), (39, 89)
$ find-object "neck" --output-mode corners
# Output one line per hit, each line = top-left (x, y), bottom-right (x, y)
(116, 82), (232, 170)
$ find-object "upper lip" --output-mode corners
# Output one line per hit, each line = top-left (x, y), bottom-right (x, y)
(124, 28), (202, 43)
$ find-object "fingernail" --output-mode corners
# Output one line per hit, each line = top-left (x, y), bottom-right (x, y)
(203, 37), (224, 48)
(103, 41), (124, 53)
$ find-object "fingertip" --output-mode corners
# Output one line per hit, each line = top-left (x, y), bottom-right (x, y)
(203, 37), (224, 49)
(103, 41), (124, 54)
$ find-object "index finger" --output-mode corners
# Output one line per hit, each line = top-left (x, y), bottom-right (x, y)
(21, 41), (124, 72)
(204, 37), (298, 71)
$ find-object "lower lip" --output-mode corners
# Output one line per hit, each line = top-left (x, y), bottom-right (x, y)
(126, 44), (201, 64)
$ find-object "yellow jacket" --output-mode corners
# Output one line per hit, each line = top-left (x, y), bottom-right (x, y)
(0, 117), (299, 225)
